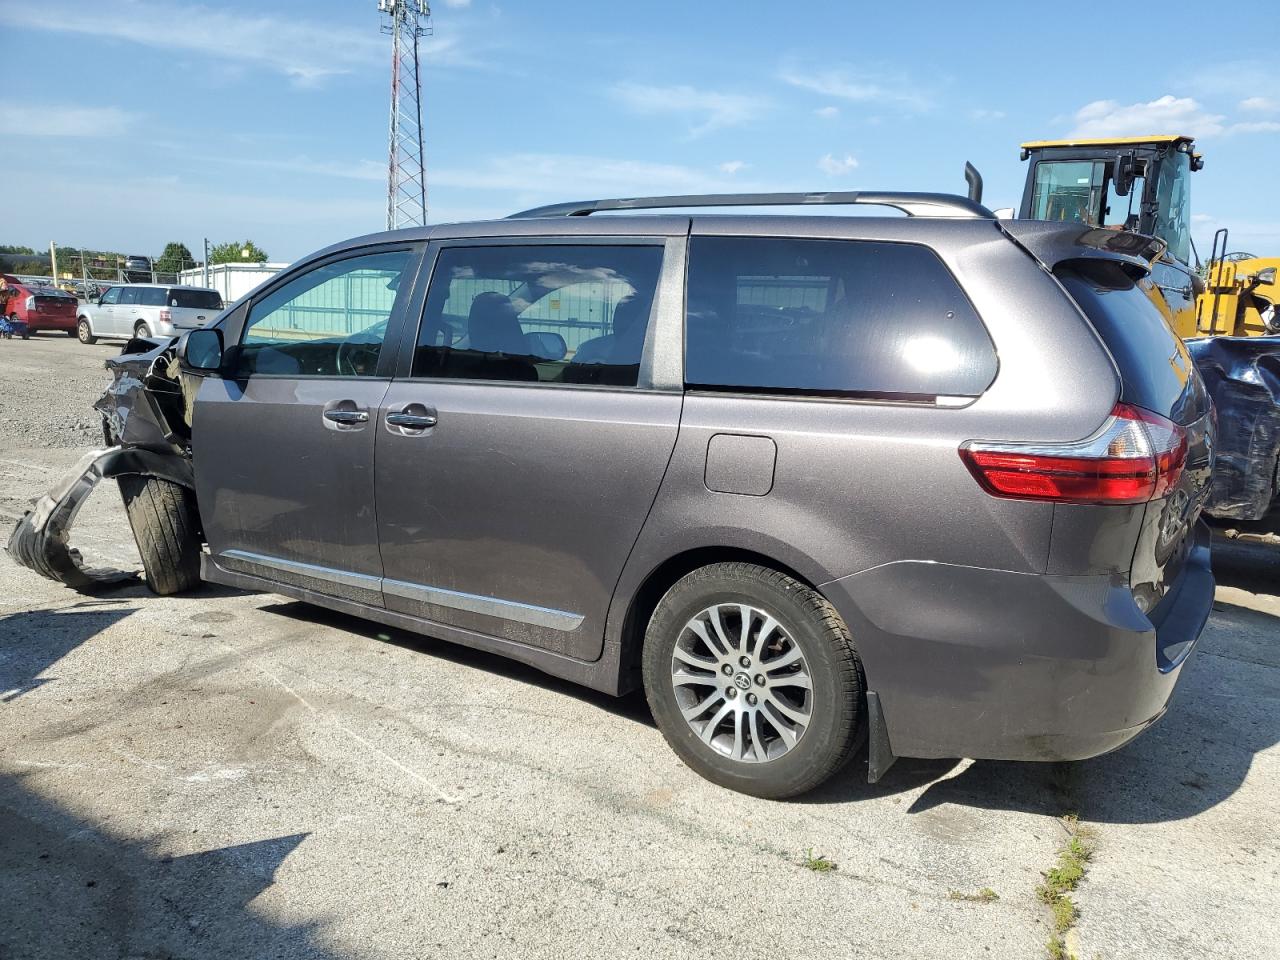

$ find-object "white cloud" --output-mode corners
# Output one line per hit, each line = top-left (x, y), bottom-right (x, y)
(718, 161), (748, 175)
(817, 153), (858, 176)
(0, 0), (482, 85)
(441, 0), (472, 6)
(433, 153), (769, 199)
(780, 64), (931, 111)
(0, 104), (138, 136)
(1229, 120), (1280, 135)
(969, 108), (1006, 121)
(1239, 96), (1278, 114)
(611, 83), (763, 137)
(814, 106), (840, 119)
(1067, 95), (1225, 138)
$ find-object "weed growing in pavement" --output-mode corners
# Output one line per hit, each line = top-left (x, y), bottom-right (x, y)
(948, 887), (1000, 903)
(800, 848), (838, 873)
(1037, 814), (1096, 960)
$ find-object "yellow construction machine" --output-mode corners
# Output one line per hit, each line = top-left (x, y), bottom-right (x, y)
(1014, 135), (1280, 522)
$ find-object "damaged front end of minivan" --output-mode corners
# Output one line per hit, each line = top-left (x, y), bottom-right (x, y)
(5, 336), (199, 590)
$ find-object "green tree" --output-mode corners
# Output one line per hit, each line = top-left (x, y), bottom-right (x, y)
(154, 241), (195, 274)
(0, 244), (37, 256)
(209, 240), (268, 265)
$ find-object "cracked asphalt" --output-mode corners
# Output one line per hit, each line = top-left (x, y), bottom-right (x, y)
(1, 333), (1277, 959)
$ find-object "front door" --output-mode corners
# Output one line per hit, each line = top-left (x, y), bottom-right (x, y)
(374, 239), (683, 659)
(116, 285), (140, 337)
(97, 286), (122, 335)
(195, 246), (419, 606)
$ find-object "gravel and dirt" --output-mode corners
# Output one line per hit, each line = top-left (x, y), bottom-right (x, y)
(1, 333), (1277, 960)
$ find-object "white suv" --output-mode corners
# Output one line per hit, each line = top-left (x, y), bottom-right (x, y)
(77, 284), (223, 344)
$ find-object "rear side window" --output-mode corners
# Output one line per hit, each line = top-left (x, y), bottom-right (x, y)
(685, 237), (997, 399)
(168, 288), (222, 309)
(415, 244), (663, 387)
(140, 288), (166, 307)
(1057, 261), (1207, 424)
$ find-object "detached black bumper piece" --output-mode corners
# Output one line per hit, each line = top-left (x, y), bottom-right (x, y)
(5, 447), (138, 590)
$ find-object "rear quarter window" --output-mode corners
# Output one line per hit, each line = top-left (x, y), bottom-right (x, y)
(169, 288), (223, 309)
(1057, 260), (1208, 424)
(684, 237), (997, 399)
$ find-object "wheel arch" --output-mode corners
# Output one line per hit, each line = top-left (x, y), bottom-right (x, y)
(612, 544), (825, 695)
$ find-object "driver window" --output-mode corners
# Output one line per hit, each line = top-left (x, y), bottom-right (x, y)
(234, 250), (411, 378)
(101, 287), (121, 305)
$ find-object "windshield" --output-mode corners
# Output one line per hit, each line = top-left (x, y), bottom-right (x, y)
(1155, 150), (1192, 265)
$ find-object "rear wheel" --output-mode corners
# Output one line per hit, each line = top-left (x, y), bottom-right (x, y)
(134, 321), (151, 339)
(77, 318), (96, 344)
(642, 562), (865, 799)
(118, 475), (202, 595)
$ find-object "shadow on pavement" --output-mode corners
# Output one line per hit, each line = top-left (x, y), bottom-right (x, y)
(0, 607), (137, 702)
(254, 558), (1280, 819)
(259, 599), (657, 728)
(0, 772), (330, 960)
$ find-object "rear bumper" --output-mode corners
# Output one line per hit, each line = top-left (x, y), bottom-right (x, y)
(820, 522), (1214, 762)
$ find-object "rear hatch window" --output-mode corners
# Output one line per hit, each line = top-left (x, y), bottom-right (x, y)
(168, 288), (223, 310)
(1057, 260), (1209, 425)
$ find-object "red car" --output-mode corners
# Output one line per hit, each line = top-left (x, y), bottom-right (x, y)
(1, 275), (78, 337)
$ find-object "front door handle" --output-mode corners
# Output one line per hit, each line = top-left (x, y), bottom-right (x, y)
(386, 412), (437, 429)
(324, 408), (369, 425)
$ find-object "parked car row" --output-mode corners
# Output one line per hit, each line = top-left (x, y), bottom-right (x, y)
(7, 190), (1218, 799)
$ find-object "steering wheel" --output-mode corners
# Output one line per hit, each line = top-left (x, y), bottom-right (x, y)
(336, 339), (378, 376)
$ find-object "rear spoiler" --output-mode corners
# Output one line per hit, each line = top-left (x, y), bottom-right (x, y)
(997, 220), (1167, 276)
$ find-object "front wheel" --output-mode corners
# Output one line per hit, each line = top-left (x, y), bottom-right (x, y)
(642, 562), (865, 799)
(77, 318), (96, 344)
(13, 314), (29, 340)
(118, 475), (202, 595)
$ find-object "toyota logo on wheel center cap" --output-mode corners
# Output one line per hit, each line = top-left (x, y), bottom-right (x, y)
(733, 673), (752, 691)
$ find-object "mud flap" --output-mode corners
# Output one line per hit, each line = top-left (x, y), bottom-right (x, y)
(866, 690), (897, 783)
(4, 446), (139, 590)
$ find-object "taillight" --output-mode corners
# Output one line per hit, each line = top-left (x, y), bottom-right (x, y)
(159, 308), (172, 323)
(960, 403), (1188, 505)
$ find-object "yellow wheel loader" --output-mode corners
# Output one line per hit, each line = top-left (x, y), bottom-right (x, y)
(1014, 136), (1280, 522)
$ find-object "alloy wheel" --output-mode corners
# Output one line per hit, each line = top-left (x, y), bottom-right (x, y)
(670, 602), (812, 763)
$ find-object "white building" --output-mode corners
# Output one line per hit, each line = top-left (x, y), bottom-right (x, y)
(178, 262), (288, 304)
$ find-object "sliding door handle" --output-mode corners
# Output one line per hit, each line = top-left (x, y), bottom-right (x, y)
(386, 411), (437, 429)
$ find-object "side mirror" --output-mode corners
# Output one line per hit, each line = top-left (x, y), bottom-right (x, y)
(182, 327), (224, 372)
(992, 207), (1016, 220)
(524, 330), (567, 361)
(1257, 267), (1277, 286)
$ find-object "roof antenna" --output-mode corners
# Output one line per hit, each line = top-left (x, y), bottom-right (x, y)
(964, 162), (984, 205)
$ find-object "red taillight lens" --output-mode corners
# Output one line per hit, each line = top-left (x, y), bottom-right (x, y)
(960, 403), (1188, 505)
(159, 308), (172, 322)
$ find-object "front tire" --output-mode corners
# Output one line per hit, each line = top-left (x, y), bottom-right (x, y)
(642, 562), (865, 799)
(118, 475), (202, 595)
(77, 318), (97, 344)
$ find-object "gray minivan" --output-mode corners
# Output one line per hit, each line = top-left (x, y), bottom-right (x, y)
(24, 192), (1218, 798)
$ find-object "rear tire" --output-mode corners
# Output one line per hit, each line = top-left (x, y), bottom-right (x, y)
(641, 562), (865, 799)
(77, 318), (96, 344)
(118, 475), (202, 595)
(134, 322), (151, 339)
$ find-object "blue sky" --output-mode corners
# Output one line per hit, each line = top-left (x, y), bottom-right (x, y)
(3, 0), (1278, 263)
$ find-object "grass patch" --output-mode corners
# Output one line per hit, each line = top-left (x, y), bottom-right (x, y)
(1037, 815), (1096, 960)
(800, 848), (838, 873)
(948, 887), (1000, 903)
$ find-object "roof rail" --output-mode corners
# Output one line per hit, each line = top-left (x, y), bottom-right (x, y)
(507, 191), (994, 220)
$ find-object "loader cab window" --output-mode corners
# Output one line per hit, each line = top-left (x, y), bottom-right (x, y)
(1030, 160), (1105, 226)
(1154, 151), (1192, 265)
